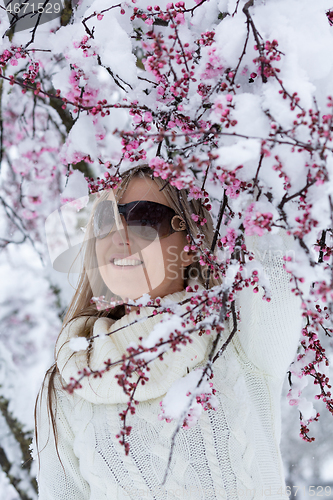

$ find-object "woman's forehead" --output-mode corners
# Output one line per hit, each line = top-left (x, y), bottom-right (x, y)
(111, 176), (170, 206)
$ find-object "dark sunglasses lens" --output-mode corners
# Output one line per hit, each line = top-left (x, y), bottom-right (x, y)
(94, 200), (115, 239)
(126, 202), (174, 240)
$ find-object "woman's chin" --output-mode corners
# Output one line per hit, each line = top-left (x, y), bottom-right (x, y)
(99, 266), (167, 301)
(108, 280), (154, 301)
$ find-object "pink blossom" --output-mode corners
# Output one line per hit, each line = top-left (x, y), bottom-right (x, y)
(221, 228), (237, 252)
(176, 13), (185, 25)
(133, 114), (142, 124)
(243, 203), (273, 236)
(144, 111), (153, 122)
(201, 48), (223, 80)
(188, 185), (203, 200)
(225, 179), (241, 199)
(150, 157), (172, 179)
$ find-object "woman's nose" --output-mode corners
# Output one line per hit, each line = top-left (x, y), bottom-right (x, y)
(110, 217), (131, 247)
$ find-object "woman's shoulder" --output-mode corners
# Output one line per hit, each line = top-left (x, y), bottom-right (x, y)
(57, 315), (95, 343)
(55, 315), (101, 364)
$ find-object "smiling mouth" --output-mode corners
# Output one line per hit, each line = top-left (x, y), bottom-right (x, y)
(111, 258), (144, 267)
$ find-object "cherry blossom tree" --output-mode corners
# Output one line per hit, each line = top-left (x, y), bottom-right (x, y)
(1, 0), (333, 497)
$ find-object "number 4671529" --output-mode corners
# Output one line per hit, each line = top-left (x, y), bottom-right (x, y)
(5, 2), (61, 14)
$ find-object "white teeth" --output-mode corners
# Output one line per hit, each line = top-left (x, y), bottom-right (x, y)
(113, 258), (143, 266)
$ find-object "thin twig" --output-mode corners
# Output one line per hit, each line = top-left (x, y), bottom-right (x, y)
(24, 0), (52, 48)
(242, 0), (267, 83)
(230, 23), (250, 85)
(205, 191), (227, 289)
(278, 179), (317, 210)
(212, 300), (237, 363)
(318, 230), (326, 264)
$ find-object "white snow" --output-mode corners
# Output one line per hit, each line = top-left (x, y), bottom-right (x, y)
(69, 337), (90, 352)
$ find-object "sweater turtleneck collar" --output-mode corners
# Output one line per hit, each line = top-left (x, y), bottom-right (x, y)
(56, 281), (215, 405)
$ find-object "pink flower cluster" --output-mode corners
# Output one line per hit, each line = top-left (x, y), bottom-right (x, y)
(197, 82), (212, 97)
(121, 131), (147, 162)
(87, 172), (122, 193)
(220, 228), (237, 253)
(253, 39), (281, 80)
(73, 35), (96, 58)
(293, 196), (318, 238)
(213, 166), (248, 199)
(243, 203), (273, 236)
(212, 95), (237, 128)
(158, 381), (217, 430)
(62, 150), (94, 166)
(66, 68), (99, 113)
(272, 155), (291, 190)
(198, 30), (215, 46)
(284, 274), (333, 439)
(0, 46), (27, 70)
(201, 47), (224, 80)
(314, 242), (332, 262)
(142, 27), (195, 103)
(149, 157), (173, 179)
(132, 2), (186, 27)
(130, 109), (153, 129)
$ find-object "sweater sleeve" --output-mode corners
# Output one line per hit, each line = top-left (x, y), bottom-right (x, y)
(234, 231), (303, 378)
(34, 371), (90, 500)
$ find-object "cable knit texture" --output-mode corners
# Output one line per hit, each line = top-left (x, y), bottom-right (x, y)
(34, 233), (302, 500)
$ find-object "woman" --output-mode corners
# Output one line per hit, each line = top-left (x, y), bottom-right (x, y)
(34, 164), (302, 499)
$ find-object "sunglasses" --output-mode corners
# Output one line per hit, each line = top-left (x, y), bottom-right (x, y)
(93, 200), (186, 240)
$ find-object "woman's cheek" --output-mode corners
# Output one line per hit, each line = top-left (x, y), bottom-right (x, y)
(141, 244), (166, 290)
(163, 244), (179, 279)
(95, 241), (107, 266)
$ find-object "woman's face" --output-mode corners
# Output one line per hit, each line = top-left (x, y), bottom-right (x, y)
(94, 176), (193, 301)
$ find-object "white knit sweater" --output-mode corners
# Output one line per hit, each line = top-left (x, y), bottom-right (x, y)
(34, 235), (302, 500)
